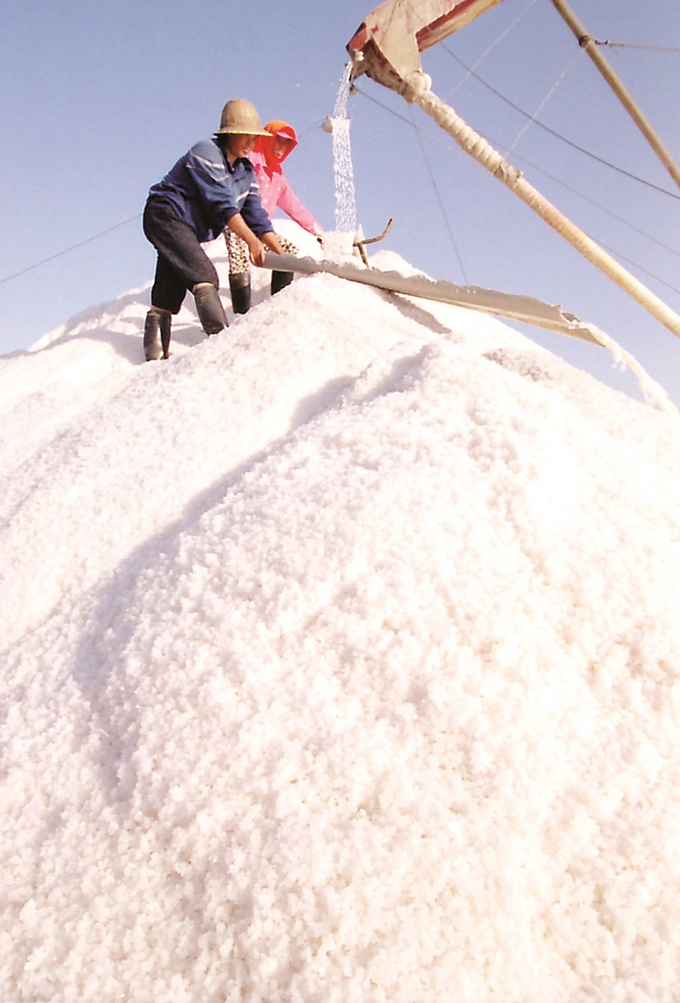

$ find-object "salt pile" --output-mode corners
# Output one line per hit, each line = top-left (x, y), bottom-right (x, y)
(2, 226), (680, 1001)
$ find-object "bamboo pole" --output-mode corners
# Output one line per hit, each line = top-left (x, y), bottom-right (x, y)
(401, 75), (680, 340)
(548, 0), (680, 191)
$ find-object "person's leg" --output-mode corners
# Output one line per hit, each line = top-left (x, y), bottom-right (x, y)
(277, 235), (299, 256)
(143, 253), (181, 361)
(192, 282), (229, 334)
(226, 230), (251, 314)
(144, 205), (219, 301)
(143, 306), (172, 361)
(150, 253), (187, 315)
(144, 204), (228, 335)
(270, 235), (298, 295)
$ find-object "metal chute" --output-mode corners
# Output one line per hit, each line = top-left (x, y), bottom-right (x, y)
(262, 250), (679, 416)
(264, 251), (601, 344)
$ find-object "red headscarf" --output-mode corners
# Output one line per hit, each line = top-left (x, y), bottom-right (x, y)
(253, 121), (298, 173)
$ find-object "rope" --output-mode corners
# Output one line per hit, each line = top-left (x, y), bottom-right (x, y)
(353, 86), (680, 294)
(446, 0), (539, 100)
(507, 47), (584, 152)
(510, 154), (680, 263)
(588, 238), (680, 298)
(409, 106), (468, 282)
(0, 215), (140, 286)
(593, 40), (680, 54)
(443, 49), (680, 202)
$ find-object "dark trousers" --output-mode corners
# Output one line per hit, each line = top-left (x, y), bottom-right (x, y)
(143, 203), (220, 314)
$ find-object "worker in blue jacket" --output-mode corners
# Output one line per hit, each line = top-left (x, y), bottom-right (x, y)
(142, 98), (285, 361)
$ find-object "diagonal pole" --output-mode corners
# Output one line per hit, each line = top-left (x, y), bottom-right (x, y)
(402, 75), (680, 339)
(548, 0), (680, 191)
(348, 0), (680, 341)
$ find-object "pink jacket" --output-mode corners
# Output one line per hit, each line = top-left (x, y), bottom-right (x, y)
(250, 122), (322, 237)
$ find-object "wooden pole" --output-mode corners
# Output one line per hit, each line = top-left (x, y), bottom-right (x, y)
(403, 76), (680, 340)
(548, 0), (680, 191)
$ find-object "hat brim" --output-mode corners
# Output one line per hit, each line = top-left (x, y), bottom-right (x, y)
(214, 127), (270, 137)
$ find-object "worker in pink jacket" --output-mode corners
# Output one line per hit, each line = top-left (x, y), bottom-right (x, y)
(225, 120), (323, 313)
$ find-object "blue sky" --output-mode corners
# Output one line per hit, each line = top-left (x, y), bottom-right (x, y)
(2, 0), (679, 406)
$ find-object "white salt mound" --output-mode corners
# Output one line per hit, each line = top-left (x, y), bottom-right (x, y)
(2, 235), (680, 1001)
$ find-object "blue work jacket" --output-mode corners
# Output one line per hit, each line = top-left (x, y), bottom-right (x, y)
(146, 138), (273, 243)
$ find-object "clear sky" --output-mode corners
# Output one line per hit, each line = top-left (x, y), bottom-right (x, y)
(2, 0), (679, 405)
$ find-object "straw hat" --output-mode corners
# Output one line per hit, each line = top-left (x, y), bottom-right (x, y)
(214, 99), (269, 136)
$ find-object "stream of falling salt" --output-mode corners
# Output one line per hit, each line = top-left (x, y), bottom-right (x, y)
(331, 64), (357, 233)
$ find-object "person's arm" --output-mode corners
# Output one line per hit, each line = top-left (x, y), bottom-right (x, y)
(237, 169), (286, 263)
(261, 231), (285, 255)
(276, 176), (323, 236)
(226, 214), (284, 265)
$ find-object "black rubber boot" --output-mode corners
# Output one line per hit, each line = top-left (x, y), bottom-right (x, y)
(192, 282), (229, 335)
(159, 310), (172, 358)
(144, 307), (172, 361)
(229, 273), (251, 315)
(271, 270), (294, 296)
